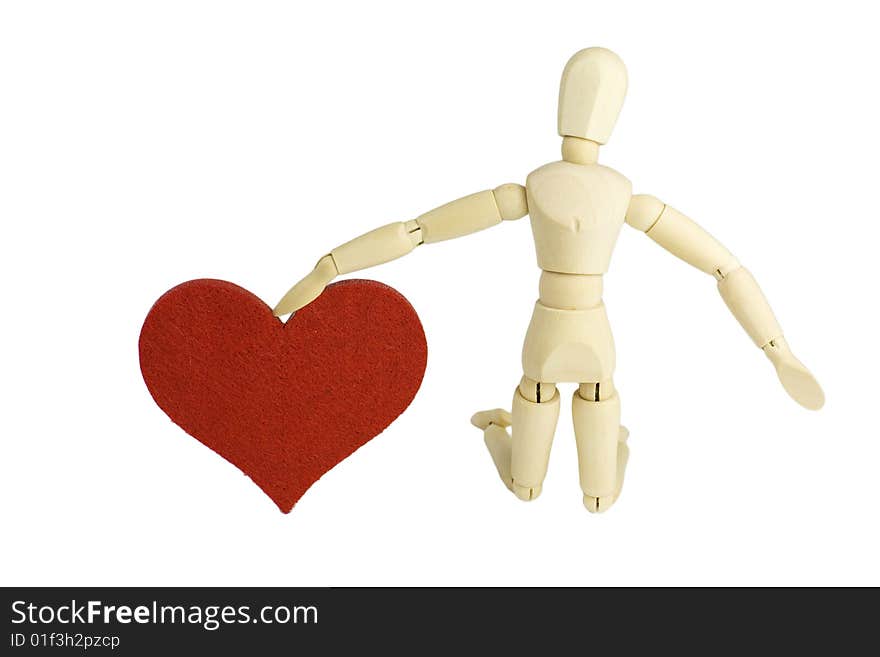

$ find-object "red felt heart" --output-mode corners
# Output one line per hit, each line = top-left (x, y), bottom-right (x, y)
(139, 278), (427, 512)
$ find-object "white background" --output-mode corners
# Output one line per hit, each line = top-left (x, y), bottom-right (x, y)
(2, 1), (878, 586)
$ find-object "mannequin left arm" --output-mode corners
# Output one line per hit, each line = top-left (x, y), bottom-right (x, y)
(625, 194), (824, 410)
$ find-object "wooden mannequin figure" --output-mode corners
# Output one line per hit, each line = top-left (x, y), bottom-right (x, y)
(274, 48), (824, 513)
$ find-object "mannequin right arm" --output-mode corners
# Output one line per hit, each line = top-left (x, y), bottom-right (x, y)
(273, 183), (528, 316)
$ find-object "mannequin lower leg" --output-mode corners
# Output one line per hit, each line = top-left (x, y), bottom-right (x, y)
(510, 377), (560, 500)
(472, 376), (560, 501)
(572, 379), (629, 513)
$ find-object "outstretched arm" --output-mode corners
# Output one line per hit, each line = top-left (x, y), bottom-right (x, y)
(273, 183), (528, 316)
(625, 195), (824, 410)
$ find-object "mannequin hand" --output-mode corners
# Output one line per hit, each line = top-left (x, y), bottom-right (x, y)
(763, 337), (824, 410)
(273, 254), (338, 316)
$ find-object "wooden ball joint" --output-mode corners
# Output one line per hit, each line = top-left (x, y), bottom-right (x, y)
(274, 48), (824, 513)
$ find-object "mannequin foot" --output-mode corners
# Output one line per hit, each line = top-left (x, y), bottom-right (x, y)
(471, 408), (512, 431)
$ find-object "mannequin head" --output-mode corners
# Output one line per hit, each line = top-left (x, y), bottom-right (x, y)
(558, 47), (628, 145)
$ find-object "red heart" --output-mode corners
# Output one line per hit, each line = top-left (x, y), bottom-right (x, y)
(139, 278), (427, 512)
